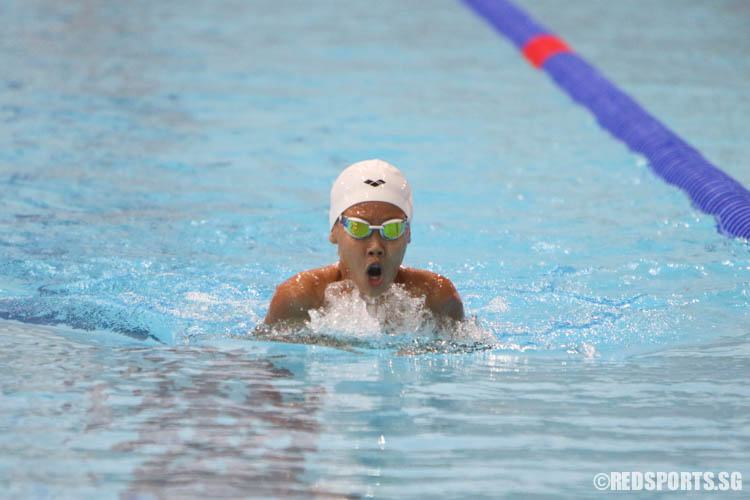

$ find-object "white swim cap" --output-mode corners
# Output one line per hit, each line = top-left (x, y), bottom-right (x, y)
(329, 159), (413, 231)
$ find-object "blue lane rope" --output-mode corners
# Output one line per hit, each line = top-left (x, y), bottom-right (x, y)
(462, 0), (750, 239)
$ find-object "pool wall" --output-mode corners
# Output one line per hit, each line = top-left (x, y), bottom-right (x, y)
(462, 0), (750, 239)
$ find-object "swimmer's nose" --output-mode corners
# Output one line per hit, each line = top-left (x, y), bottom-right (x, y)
(367, 236), (384, 256)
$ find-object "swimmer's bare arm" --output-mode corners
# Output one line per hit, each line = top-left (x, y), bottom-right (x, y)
(263, 265), (339, 326)
(399, 268), (464, 322)
(264, 279), (314, 326)
(427, 273), (464, 322)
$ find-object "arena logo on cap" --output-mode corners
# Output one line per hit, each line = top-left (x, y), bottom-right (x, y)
(364, 179), (386, 187)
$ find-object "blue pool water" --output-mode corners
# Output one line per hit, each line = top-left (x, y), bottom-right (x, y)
(1, 0), (749, 497)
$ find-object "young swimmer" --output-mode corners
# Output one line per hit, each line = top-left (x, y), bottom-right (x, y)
(264, 159), (464, 329)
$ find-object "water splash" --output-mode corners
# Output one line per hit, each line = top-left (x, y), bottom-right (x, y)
(256, 281), (498, 352)
(306, 281), (433, 339)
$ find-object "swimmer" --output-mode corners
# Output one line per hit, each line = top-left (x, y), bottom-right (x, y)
(263, 159), (464, 330)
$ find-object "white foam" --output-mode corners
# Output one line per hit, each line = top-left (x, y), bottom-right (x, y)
(485, 296), (509, 313)
(304, 281), (496, 346)
(306, 281), (430, 339)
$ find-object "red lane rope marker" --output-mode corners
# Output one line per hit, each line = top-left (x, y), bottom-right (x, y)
(521, 34), (572, 68)
(462, 0), (750, 239)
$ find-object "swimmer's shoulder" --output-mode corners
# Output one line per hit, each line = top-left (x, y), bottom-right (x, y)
(396, 267), (464, 321)
(264, 264), (341, 325)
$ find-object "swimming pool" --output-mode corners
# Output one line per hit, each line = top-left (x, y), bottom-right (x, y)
(1, 0), (748, 497)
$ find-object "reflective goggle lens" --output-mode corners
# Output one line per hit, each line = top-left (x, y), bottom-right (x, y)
(347, 219), (370, 238)
(382, 220), (405, 239)
(340, 217), (407, 240)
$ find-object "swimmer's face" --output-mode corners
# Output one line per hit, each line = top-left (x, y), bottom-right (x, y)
(329, 201), (410, 297)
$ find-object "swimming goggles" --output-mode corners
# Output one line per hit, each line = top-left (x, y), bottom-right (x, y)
(338, 216), (409, 240)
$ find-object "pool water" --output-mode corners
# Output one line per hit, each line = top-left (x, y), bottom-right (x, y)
(1, 0), (749, 497)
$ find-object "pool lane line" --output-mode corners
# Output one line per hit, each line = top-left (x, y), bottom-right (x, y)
(462, 0), (750, 240)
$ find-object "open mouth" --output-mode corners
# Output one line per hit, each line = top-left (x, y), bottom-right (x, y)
(366, 263), (384, 287)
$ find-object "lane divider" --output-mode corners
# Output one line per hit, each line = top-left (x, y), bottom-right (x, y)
(522, 35), (571, 68)
(462, 0), (750, 239)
